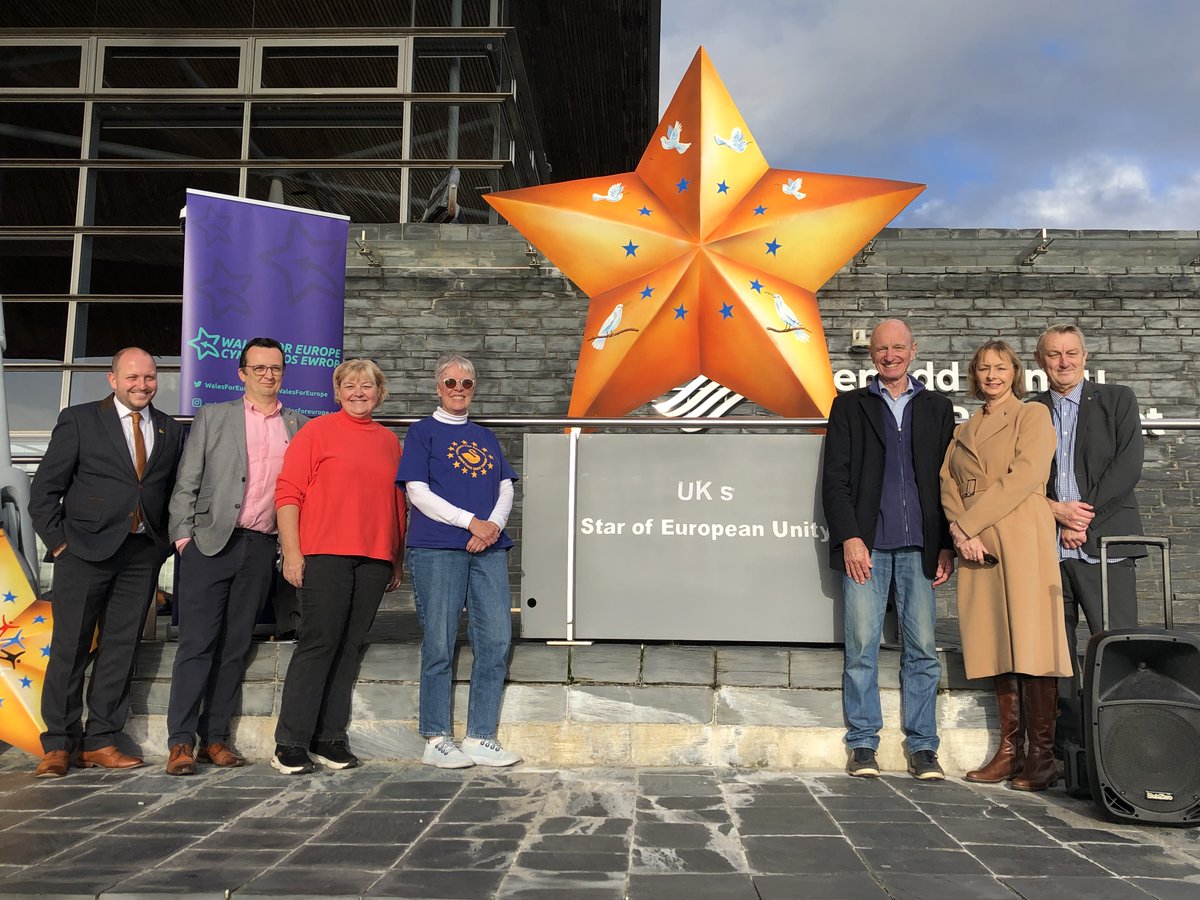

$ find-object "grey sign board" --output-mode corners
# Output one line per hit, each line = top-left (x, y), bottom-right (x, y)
(520, 433), (842, 642)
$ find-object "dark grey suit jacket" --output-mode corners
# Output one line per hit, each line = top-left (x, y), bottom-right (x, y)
(168, 398), (308, 555)
(30, 395), (185, 562)
(1032, 380), (1145, 559)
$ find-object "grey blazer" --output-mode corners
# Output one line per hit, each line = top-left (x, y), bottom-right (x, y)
(168, 399), (308, 556)
(1032, 380), (1146, 559)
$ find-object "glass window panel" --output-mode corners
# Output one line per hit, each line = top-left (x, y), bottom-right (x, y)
(408, 167), (502, 224)
(4, 372), (63, 431)
(91, 169), (239, 227)
(70, 369), (180, 414)
(0, 169), (78, 227)
(412, 38), (509, 93)
(93, 103), (243, 160)
(0, 239), (73, 295)
(247, 169), (401, 222)
(1, 302), (68, 361)
(73, 302), (182, 363)
(414, 0), (491, 27)
(102, 46), (241, 90)
(250, 102), (404, 161)
(259, 46), (398, 90)
(410, 102), (506, 160)
(254, 0), (412, 27)
(0, 103), (84, 159)
(0, 46), (83, 89)
(83, 236), (184, 296)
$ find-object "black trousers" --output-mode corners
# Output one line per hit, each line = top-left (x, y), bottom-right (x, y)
(1056, 557), (1137, 747)
(41, 534), (161, 753)
(274, 554), (389, 749)
(166, 530), (277, 748)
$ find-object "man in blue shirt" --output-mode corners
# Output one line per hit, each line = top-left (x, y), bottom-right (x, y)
(1032, 324), (1144, 754)
(822, 319), (957, 780)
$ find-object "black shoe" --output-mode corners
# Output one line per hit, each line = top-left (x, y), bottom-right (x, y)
(270, 745), (316, 775)
(848, 747), (880, 777)
(310, 740), (359, 770)
(908, 749), (946, 781)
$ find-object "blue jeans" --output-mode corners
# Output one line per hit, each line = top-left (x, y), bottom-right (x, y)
(842, 547), (940, 753)
(408, 546), (512, 740)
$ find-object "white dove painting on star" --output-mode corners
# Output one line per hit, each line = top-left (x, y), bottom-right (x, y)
(591, 182), (624, 203)
(773, 293), (810, 341)
(660, 121), (691, 154)
(714, 127), (750, 153)
(592, 303), (624, 350)
(782, 177), (807, 200)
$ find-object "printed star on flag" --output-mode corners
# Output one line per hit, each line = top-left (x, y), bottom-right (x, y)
(485, 47), (924, 418)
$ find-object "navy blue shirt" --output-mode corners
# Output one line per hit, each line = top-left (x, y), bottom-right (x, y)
(868, 375), (925, 550)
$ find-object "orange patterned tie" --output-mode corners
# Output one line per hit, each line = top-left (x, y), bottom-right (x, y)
(130, 411), (145, 532)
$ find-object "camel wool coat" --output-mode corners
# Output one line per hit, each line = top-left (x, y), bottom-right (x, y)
(940, 394), (1073, 680)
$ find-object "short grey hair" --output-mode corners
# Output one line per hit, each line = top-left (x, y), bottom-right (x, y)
(1036, 324), (1088, 357)
(434, 353), (476, 382)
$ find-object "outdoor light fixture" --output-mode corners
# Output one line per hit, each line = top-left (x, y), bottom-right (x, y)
(849, 328), (871, 354)
(526, 241), (541, 272)
(1019, 228), (1054, 266)
(355, 230), (382, 269)
(854, 239), (877, 268)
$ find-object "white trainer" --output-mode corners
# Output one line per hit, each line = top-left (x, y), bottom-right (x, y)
(462, 737), (522, 767)
(421, 737), (475, 769)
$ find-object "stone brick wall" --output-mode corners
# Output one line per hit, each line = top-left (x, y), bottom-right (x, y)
(346, 224), (1200, 627)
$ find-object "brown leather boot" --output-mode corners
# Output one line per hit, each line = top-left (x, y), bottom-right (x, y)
(1011, 676), (1060, 791)
(965, 673), (1025, 783)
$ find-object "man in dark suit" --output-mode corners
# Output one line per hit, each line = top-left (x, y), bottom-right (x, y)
(822, 319), (956, 781)
(164, 337), (306, 775)
(29, 347), (184, 777)
(1033, 324), (1145, 751)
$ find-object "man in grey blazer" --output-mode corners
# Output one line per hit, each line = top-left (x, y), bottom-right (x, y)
(165, 337), (307, 775)
(1033, 324), (1145, 752)
(30, 347), (185, 777)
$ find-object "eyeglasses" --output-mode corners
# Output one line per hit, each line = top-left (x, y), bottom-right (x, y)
(443, 378), (474, 390)
(245, 365), (284, 377)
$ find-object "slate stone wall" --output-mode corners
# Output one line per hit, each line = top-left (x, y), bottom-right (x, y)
(347, 225), (1200, 626)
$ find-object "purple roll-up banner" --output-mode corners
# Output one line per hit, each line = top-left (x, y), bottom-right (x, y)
(181, 189), (349, 416)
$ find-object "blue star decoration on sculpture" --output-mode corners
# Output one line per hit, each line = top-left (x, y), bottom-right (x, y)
(749, 278), (763, 293)
(674, 304), (687, 320)
(676, 178), (690, 193)
(623, 240), (639, 257)
(753, 204), (767, 216)
(719, 302), (734, 319)
(765, 238), (781, 256)
(717, 180), (730, 194)
(19, 676), (30, 689)
(32, 615), (45, 624)
(1, 592), (14, 604)
(638, 206), (652, 216)
(40, 645), (51, 658)
(640, 285), (654, 299)
(188, 327), (222, 362)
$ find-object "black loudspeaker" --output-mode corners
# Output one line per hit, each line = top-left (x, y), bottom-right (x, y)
(1083, 631), (1200, 824)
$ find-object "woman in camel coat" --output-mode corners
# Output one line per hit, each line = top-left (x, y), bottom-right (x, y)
(940, 340), (1072, 792)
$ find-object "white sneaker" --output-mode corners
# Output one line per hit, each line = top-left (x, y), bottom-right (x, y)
(422, 738), (474, 769)
(462, 737), (522, 767)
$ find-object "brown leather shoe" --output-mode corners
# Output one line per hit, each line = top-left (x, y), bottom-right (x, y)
(197, 742), (246, 767)
(77, 746), (144, 769)
(35, 750), (70, 778)
(166, 743), (196, 776)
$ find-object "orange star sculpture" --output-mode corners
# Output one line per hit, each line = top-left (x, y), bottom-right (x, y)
(486, 47), (924, 418)
(0, 528), (51, 757)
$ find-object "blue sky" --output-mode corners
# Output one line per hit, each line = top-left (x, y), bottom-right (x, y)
(659, 0), (1200, 228)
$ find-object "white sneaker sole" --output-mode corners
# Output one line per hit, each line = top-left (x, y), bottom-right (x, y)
(312, 753), (358, 770)
(270, 755), (315, 775)
(465, 753), (522, 768)
(423, 752), (475, 769)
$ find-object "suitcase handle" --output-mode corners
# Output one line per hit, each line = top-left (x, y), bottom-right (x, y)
(1100, 535), (1171, 631)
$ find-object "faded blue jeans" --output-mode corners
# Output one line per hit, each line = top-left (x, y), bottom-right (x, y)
(408, 546), (512, 740)
(842, 547), (941, 754)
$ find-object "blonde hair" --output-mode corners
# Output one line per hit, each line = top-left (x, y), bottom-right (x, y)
(966, 340), (1025, 401)
(333, 358), (388, 409)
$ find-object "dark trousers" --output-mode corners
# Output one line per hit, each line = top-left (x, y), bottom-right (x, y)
(1057, 557), (1138, 747)
(274, 555), (389, 749)
(41, 534), (160, 753)
(166, 530), (277, 748)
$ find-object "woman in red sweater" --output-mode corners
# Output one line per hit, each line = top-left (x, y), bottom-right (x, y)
(271, 358), (406, 775)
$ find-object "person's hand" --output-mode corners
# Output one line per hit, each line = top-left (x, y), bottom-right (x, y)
(933, 548), (955, 587)
(466, 536), (489, 554)
(842, 537), (872, 585)
(51, 542), (67, 559)
(282, 554), (305, 588)
(468, 517), (500, 546)
(1060, 527), (1087, 550)
(1051, 499), (1094, 532)
(386, 563), (404, 592)
(957, 536), (990, 565)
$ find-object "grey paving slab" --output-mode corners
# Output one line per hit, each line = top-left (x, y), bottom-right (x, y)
(1129, 878), (1200, 899)
(1001, 876), (1159, 899)
(367, 868), (506, 898)
(857, 847), (992, 875)
(734, 804), (839, 835)
(716, 687), (844, 726)
(716, 647), (789, 686)
(496, 870), (624, 899)
(506, 642), (569, 682)
(568, 684), (713, 723)
(756, 873), (892, 900)
(743, 835), (868, 874)
(401, 837), (523, 870)
(237, 865), (384, 897)
(877, 873), (1016, 900)
(641, 645), (715, 684)
(627, 873), (759, 899)
(568, 644), (642, 683)
(969, 843), (1110, 876)
(1074, 842), (1200, 877)
(841, 821), (962, 849)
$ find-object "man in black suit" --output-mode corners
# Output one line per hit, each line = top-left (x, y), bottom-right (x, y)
(1032, 324), (1145, 751)
(29, 347), (184, 777)
(822, 319), (956, 781)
